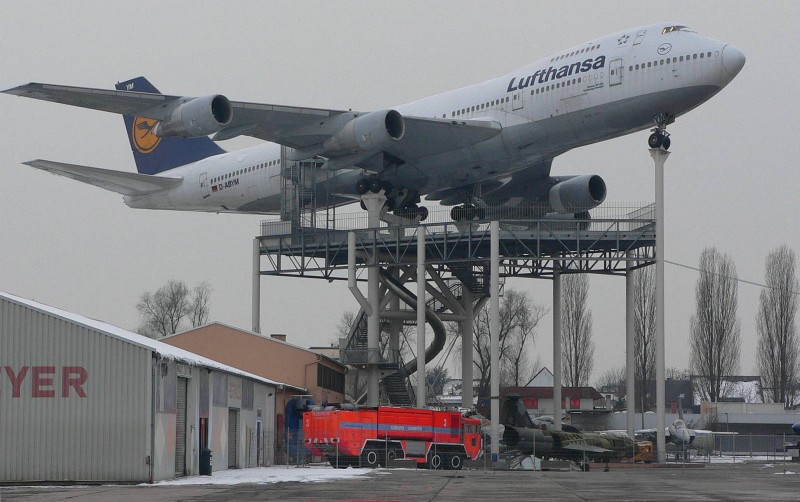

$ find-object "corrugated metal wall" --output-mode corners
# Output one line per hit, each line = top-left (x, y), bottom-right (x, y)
(0, 299), (152, 482)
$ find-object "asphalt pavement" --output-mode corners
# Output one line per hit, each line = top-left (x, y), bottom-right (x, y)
(2, 461), (798, 501)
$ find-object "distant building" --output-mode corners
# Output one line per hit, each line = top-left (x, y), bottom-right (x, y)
(163, 323), (346, 431)
(528, 367), (554, 387)
(502, 386), (605, 415)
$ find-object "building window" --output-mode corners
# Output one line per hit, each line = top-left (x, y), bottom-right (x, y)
(317, 364), (345, 394)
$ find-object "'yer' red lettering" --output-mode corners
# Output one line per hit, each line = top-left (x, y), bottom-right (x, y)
(1, 366), (88, 398)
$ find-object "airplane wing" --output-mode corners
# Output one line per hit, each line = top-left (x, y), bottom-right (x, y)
(4, 82), (501, 165)
(21, 160), (182, 196)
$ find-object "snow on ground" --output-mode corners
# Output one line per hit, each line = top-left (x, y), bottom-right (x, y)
(148, 465), (374, 486)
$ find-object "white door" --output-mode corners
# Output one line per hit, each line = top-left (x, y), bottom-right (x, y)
(609, 58), (623, 86)
(199, 172), (210, 199)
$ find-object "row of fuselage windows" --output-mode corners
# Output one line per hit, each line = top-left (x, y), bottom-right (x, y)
(628, 51), (714, 72)
(450, 96), (510, 117)
(449, 74), (586, 118)
(549, 43), (601, 63)
(211, 158), (281, 184)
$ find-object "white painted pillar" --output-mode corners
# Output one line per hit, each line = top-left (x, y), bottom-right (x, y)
(552, 265), (562, 431)
(626, 251), (635, 438)
(461, 286), (474, 409)
(252, 238), (261, 334)
(489, 221), (500, 460)
(363, 192), (386, 407)
(416, 227), (427, 408)
(650, 147), (670, 463)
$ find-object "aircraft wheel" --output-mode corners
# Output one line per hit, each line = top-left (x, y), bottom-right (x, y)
(417, 206), (429, 222)
(361, 449), (381, 468)
(662, 136), (671, 150)
(648, 133), (663, 148)
(369, 179), (383, 193)
(356, 179), (370, 195)
(475, 207), (486, 220)
(360, 200), (367, 211)
(464, 204), (477, 220)
(451, 206), (467, 221)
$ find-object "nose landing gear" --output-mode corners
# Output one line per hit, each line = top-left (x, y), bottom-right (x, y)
(648, 112), (673, 150)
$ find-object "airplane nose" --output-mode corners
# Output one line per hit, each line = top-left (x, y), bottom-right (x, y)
(722, 44), (746, 77)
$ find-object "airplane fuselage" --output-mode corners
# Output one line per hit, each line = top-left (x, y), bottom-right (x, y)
(125, 23), (744, 214)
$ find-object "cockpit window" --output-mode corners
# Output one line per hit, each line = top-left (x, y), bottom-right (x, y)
(662, 25), (694, 34)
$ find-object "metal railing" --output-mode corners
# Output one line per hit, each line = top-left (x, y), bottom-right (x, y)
(261, 202), (654, 236)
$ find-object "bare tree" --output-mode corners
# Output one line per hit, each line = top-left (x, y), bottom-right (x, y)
(689, 248), (741, 402)
(188, 282), (212, 328)
(136, 280), (211, 339)
(468, 289), (547, 393)
(634, 266), (656, 412)
(756, 245), (799, 407)
(562, 274), (594, 387)
(666, 367), (691, 380)
(335, 311), (368, 400)
(595, 366), (626, 392)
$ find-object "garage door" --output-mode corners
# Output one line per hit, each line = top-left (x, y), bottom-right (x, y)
(228, 408), (239, 468)
(175, 377), (188, 476)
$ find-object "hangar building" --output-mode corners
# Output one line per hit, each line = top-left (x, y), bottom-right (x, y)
(0, 291), (293, 484)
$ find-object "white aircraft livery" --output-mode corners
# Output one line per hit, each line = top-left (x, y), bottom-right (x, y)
(4, 23), (744, 222)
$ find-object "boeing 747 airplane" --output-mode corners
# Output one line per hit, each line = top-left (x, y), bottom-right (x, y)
(3, 23), (744, 222)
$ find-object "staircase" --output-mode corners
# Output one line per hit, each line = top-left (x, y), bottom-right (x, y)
(449, 263), (489, 296)
(381, 369), (414, 407)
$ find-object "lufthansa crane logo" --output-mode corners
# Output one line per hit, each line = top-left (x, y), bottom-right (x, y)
(132, 117), (161, 153)
(657, 43), (672, 55)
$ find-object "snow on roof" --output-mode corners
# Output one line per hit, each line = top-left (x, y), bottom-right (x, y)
(1, 290), (300, 391)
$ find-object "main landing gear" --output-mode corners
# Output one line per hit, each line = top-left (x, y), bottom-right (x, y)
(450, 203), (485, 222)
(648, 112), (673, 150)
(356, 177), (428, 221)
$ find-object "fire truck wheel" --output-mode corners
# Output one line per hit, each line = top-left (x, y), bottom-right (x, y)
(449, 454), (463, 470)
(386, 449), (397, 462)
(428, 452), (442, 470)
(362, 449), (380, 468)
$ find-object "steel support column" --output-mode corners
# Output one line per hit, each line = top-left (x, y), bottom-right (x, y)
(363, 192), (386, 407)
(461, 287), (474, 409)
(252, 238), (261, 334)
(490, 221), (500, 460)
(553, 265), (562, 431)
(626, 251), (635, 438)
(416, 227), (426, 408)
(650, 147), (670, 463)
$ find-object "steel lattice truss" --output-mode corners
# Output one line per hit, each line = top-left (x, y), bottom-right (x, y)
(258, 212), (656, 282)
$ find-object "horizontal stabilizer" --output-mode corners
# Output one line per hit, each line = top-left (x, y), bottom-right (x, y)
(22, 160), (182, 196)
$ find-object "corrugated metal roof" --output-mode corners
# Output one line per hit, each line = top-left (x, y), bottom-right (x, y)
(0, 290), (303, 392)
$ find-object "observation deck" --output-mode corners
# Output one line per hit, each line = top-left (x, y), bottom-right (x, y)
(256, 203), (656, 281)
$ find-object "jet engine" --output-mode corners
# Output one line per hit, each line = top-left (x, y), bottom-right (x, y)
(323, 109), (405, 155)
(548, 175), (606, 214)
(153, 95), (233, 138)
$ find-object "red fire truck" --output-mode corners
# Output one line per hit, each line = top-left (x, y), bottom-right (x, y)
(303, 406), (482, 469)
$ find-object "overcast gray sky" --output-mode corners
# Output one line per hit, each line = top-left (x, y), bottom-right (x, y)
(1, 1), (798, 384)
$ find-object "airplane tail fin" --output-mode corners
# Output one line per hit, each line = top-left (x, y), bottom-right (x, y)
(115, 77), (225, 175)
